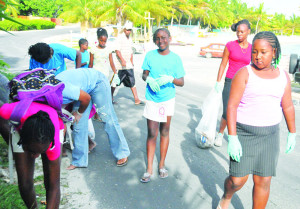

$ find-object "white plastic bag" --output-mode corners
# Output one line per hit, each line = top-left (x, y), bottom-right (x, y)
(195, 88), (222, 148)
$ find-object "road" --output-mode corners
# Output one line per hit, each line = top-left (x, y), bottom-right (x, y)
(1, 26), (300, 209)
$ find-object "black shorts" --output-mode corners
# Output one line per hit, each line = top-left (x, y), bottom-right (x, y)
(117, 69), (135, 88)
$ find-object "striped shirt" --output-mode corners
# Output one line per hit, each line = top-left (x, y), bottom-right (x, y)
(115, 32), (133, 70)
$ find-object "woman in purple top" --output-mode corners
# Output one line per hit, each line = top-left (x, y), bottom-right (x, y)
(214, 19), (252, 147)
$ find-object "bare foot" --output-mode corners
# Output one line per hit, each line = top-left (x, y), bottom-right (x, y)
(66, 165), (77, 170)
(88, 140), (97, 152)
(116, 157), (128, 167)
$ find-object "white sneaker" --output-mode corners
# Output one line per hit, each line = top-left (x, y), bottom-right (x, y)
(214, 133), (223, 147)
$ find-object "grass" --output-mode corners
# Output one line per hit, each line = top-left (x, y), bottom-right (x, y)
(0, 136), (46, 208)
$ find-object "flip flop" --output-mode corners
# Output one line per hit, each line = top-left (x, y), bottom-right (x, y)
(159, 167), (168, 178)
(140, 172), (152, 183)
(135, 101), (145, 106)
(116, 157), (128, 167)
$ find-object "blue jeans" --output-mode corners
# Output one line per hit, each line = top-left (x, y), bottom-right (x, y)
(71, 72), (130, 167)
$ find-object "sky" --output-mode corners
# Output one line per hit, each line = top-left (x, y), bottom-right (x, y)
(240, 0), (300, 18)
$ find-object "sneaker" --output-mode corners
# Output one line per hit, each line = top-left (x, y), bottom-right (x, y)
(214, 133), (223, 147)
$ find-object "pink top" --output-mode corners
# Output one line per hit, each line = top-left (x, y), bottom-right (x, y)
(225, 40), (252, 79)
(237, 65), (287, 126)
(0, 102), (64, 160)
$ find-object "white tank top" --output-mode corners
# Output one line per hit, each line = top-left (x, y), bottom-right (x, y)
(237, 65), (287, 126)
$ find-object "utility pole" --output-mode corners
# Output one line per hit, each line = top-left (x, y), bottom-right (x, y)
(144, 12), (154, 42)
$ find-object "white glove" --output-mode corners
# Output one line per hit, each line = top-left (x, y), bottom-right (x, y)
(112, 74), (120, 85)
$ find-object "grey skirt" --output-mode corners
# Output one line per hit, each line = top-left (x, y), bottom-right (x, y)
(230, 122), (280, 177)
(222, 77), (232, 120)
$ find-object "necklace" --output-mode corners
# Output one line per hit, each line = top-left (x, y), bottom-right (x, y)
(239, 42), (248, 54)
(241, 47), (247, 54)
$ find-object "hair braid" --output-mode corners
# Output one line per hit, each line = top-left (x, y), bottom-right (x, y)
(252, 31), (281, 68)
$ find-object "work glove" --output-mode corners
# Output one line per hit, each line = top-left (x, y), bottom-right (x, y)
(227, 135), (243, 162)
(72, 110), (83, 124)
(146, 77), (160, 92)
(286, 132), (296, 154)
(112, 74), (120, 85)
(214, 81), (222, 93)
(156, 75), (174, 86)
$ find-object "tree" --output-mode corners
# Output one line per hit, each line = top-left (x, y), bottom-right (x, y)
(248, 3), (269, 33)
(92, 0), (145, 26)
(20, 0), (65, 18)
(4, 0), (19, 17)
(59, 0), (97, 33)
(288, 14), (300, 35)
(272, 13), (288, 35)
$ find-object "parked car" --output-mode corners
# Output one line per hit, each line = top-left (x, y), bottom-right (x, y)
(289, 54), (300, 82)
(199, 43), (225, 58)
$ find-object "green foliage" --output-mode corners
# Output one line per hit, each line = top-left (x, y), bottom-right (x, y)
(20, 0), (66, 18)
(0, 179), (26, 209)
(0, 59), (14, 81)
(0, 18), (56, 31)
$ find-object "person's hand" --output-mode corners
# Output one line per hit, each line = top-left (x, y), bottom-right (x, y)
(112, 74), (120, 85)
(156, 75), (174, 86)
(215, 81), (222, 93)
(286, 132), (296, 154)
(227, 135), (243, 162)
(146, 77), (160, 92)
(121, 60), (126, 68)
(72, 110), (82, 124)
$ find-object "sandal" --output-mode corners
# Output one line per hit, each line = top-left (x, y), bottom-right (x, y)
(140, 172), (152, 183)
(159, 167), (168, 178)
(134, 101), (145, 106)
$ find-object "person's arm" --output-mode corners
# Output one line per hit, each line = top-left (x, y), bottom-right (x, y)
(130, 53), (133, 67)
(75, 50), (82, 68)
(116, 50), (126, 67)
(282, 72), (296, 133)
(216, 46), (230, 82)
(89, 52), (94, 68)
(227, 67), (248, 135)
(42, 154), (61, 209)
(0, 101), (9, 144)
(78, 90), (91, 114)
(109, 53), (117, 74)
(142, 70), (149, 81)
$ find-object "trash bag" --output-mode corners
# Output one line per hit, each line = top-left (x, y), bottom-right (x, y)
(195, 88), (222, 148)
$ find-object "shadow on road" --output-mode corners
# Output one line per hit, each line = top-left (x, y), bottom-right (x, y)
(180, 104), (244, 209)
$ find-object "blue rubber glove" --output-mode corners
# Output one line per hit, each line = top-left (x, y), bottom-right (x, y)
(146, 77), (160, 92)
(227, 135), (243, 162)
(112, 74), (120, 85)
(286, 132), (296, 154)
(156, 75), (174, 86)
(214, 81), (222, 93)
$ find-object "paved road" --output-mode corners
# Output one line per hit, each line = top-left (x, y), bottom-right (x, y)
(1, 26), (299, 209)
(0, 25), (80, 73)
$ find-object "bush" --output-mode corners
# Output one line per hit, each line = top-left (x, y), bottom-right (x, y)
(0, 18), (56, 31)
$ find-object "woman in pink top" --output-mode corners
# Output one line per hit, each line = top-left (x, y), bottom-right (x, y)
(214, 19), (251, 147)
(0, 101), (64, 209)
(217, 32), (296, 209)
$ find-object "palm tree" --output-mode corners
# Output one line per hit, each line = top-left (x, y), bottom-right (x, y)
(4, 0), (19, 17)
(272, 13), (287, 35)
(249, 3), (269, 33)
(59, 0), (97, 33)
(288, 14), (300, 36)
(93, 0), (145, 26)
